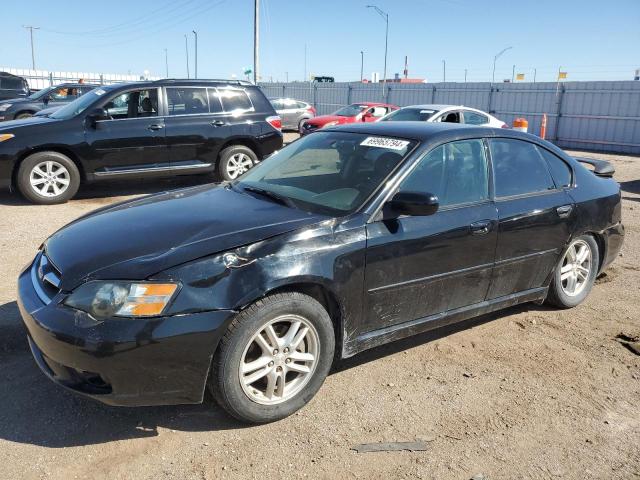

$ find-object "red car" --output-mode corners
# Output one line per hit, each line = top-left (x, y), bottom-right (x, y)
(300, 102), (399, 135)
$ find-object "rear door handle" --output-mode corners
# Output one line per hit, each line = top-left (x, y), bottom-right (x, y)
(556, 205), (573, 218)
(147, 124), (164, 131)
(470, 219), (492, 235)
(210, 120), (225, 127)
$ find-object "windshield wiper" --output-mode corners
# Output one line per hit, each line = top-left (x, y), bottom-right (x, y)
(242, 185), (296, 208)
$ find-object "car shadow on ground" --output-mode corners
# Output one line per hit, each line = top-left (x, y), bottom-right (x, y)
(0, 175), (218, 206)
(620, 179), (640, 203)
(0, 298), (551, 448)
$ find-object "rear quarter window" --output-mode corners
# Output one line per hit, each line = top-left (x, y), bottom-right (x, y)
(216, 88), (254, 112)
(537, 146), (573, 188)
(246, 87), (275, 113)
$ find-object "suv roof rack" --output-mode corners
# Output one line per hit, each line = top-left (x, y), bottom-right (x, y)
(153, 78), (253, 86)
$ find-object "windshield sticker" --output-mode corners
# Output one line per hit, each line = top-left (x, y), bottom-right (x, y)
(360, 136), (410, 150)
(94, 89), (106, 96)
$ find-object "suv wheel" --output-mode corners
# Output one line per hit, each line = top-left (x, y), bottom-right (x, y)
(546, 235), (599, 308)
(17, 151), (80, 204)
(15, 112), (33, 120)
(218, 145), (258, 181)
(209, 292), (335, 423)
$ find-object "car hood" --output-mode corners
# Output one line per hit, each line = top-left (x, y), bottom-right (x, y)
(0, 115), (57, 130)
(306, 115), (354, 126)
(45, 184), (327, 290)
(0, 97), (29, 106)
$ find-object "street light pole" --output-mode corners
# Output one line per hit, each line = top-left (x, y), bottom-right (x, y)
(492, 46), (512, 83)
(254, 0), (260, 84)
(184, 34), (190, 78)
(360, 50), (364, 82)
(366, 5), (389, 99)
(164, 48), (169, 77)
(192, 30), (198, 78)
(22, 25), (40, 70)
(442, 59), (446, 82)
(464, 68), (468, 83)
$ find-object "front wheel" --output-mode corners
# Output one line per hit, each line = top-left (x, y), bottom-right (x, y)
(546, 235), (599, 308)
(16, 151), (80, 204)
(218, 145), (258, 181)
(209, 292), (335, 423)
(15, 112), (33, 120)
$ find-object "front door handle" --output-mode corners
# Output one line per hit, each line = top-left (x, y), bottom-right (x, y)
(147, 124), (164, 131)
(210, 120), (225, 127)
(470, 220), (492, 235)
(557, 205), (573, 218)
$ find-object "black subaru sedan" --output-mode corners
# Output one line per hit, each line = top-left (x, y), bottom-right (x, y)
(18, 123), (624, 423)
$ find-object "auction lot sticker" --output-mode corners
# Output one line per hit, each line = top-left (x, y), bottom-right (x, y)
(360, 136), (410, 150)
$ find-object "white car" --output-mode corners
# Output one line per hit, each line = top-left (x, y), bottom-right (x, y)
(380, 104), (507, 128)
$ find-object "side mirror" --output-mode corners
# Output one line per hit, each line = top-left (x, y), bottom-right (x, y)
(386, 191), (439, 217)
(86, 107), (109, 128)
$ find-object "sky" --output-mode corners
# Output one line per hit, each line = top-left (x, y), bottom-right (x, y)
(1, 0), (639, 83)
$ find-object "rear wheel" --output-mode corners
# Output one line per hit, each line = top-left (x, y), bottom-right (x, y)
(218, 145), (258, 181)
(209, 292), (335, 423)
(546, 235), (599, 308)
(17, 151), (80, 204)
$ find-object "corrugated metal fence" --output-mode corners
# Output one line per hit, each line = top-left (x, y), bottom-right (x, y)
(259, 81), (640, 154)
(1, 67), (159, 90)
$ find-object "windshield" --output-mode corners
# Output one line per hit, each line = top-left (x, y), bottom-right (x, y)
(50, 88), (105, 120)
(381, 107), (437, 122)
(27, 86), (55, 100)
(235, 131), (417, 215)
(333, 104), (368, 117)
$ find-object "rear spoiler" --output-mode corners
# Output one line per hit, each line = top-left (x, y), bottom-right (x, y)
(574, 157), (615, 178)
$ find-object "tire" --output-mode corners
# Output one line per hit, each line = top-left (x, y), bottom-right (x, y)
(15, 112), (34, 120)
(546, 234), (599, 308)
(218, 145), (258, 182)
(17, 151), (80, 204)
(298, 118), (308, 132)
(209, 292), (335, 423)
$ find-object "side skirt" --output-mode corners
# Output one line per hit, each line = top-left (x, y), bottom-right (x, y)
(343, 287), (548, 358)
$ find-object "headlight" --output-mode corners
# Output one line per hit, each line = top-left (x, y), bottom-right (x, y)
(322, 120), (339, 128)
(0, 104), (11, 112)
(64, 281), (179, 319)
(0, 134), (15, 143)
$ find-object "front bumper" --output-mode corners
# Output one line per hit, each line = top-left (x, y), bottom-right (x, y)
(18, 263), (235, 406)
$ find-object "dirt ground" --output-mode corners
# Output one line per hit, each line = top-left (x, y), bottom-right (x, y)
(0, 139), (638, 480)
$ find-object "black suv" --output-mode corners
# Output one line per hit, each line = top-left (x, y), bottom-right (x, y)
(0, 82), (96, 121)
(0, 72), (30, 101)
(0, 79), (283, 204)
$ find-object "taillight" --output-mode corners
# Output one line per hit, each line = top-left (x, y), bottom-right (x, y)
(266, 115), (282, 131)
(501, 122), (509, 129)
(307, 106), (316, 115)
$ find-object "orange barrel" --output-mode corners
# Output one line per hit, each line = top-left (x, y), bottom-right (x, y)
(540, 113), (547, 139)
(512, 117), (528, 132)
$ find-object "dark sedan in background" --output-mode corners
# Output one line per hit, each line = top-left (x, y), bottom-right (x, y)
(18, 122), (623, 424)
(0, 82), (96, 121)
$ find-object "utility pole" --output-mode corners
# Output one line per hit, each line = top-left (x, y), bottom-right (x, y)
(512, 64), (515, 82)
(360, 51), (364, 82)
(285, 71), (289, 83)
(184, 34), (190, 78)
(22, 25), (40, 70)
(492, 46), (512, 83)
(164, 48), (169, 77)
(442, 59), (446, 82)
(304, 43), (307, 82)
(366, 5), (389, 99)
(533, 68), (537, 83)
(192, 30), (198, 78)
(254, 0), (260, 84)
(464, 69), (468, 83)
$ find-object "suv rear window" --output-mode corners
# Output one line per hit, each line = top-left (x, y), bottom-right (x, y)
(1, 76), (26, 90)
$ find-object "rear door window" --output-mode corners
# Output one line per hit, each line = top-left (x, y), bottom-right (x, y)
(463, 111), (489, 125)
(489, 138), (555, 197)
(166, 87), (209, 115)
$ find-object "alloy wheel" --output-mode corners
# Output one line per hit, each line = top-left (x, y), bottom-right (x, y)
(560, 239), (593, 297)
(29, 161), (71, 197)
(226, 153), (254, 179)
(239, 314), (320, 405)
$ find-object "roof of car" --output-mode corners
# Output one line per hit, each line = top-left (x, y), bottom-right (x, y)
(100, 78), (255, 91)
(324, 121), (526, 143)
(399, 104), (463, 111)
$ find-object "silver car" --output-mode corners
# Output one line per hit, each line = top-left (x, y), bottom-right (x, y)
(269, 97), (316, 131)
